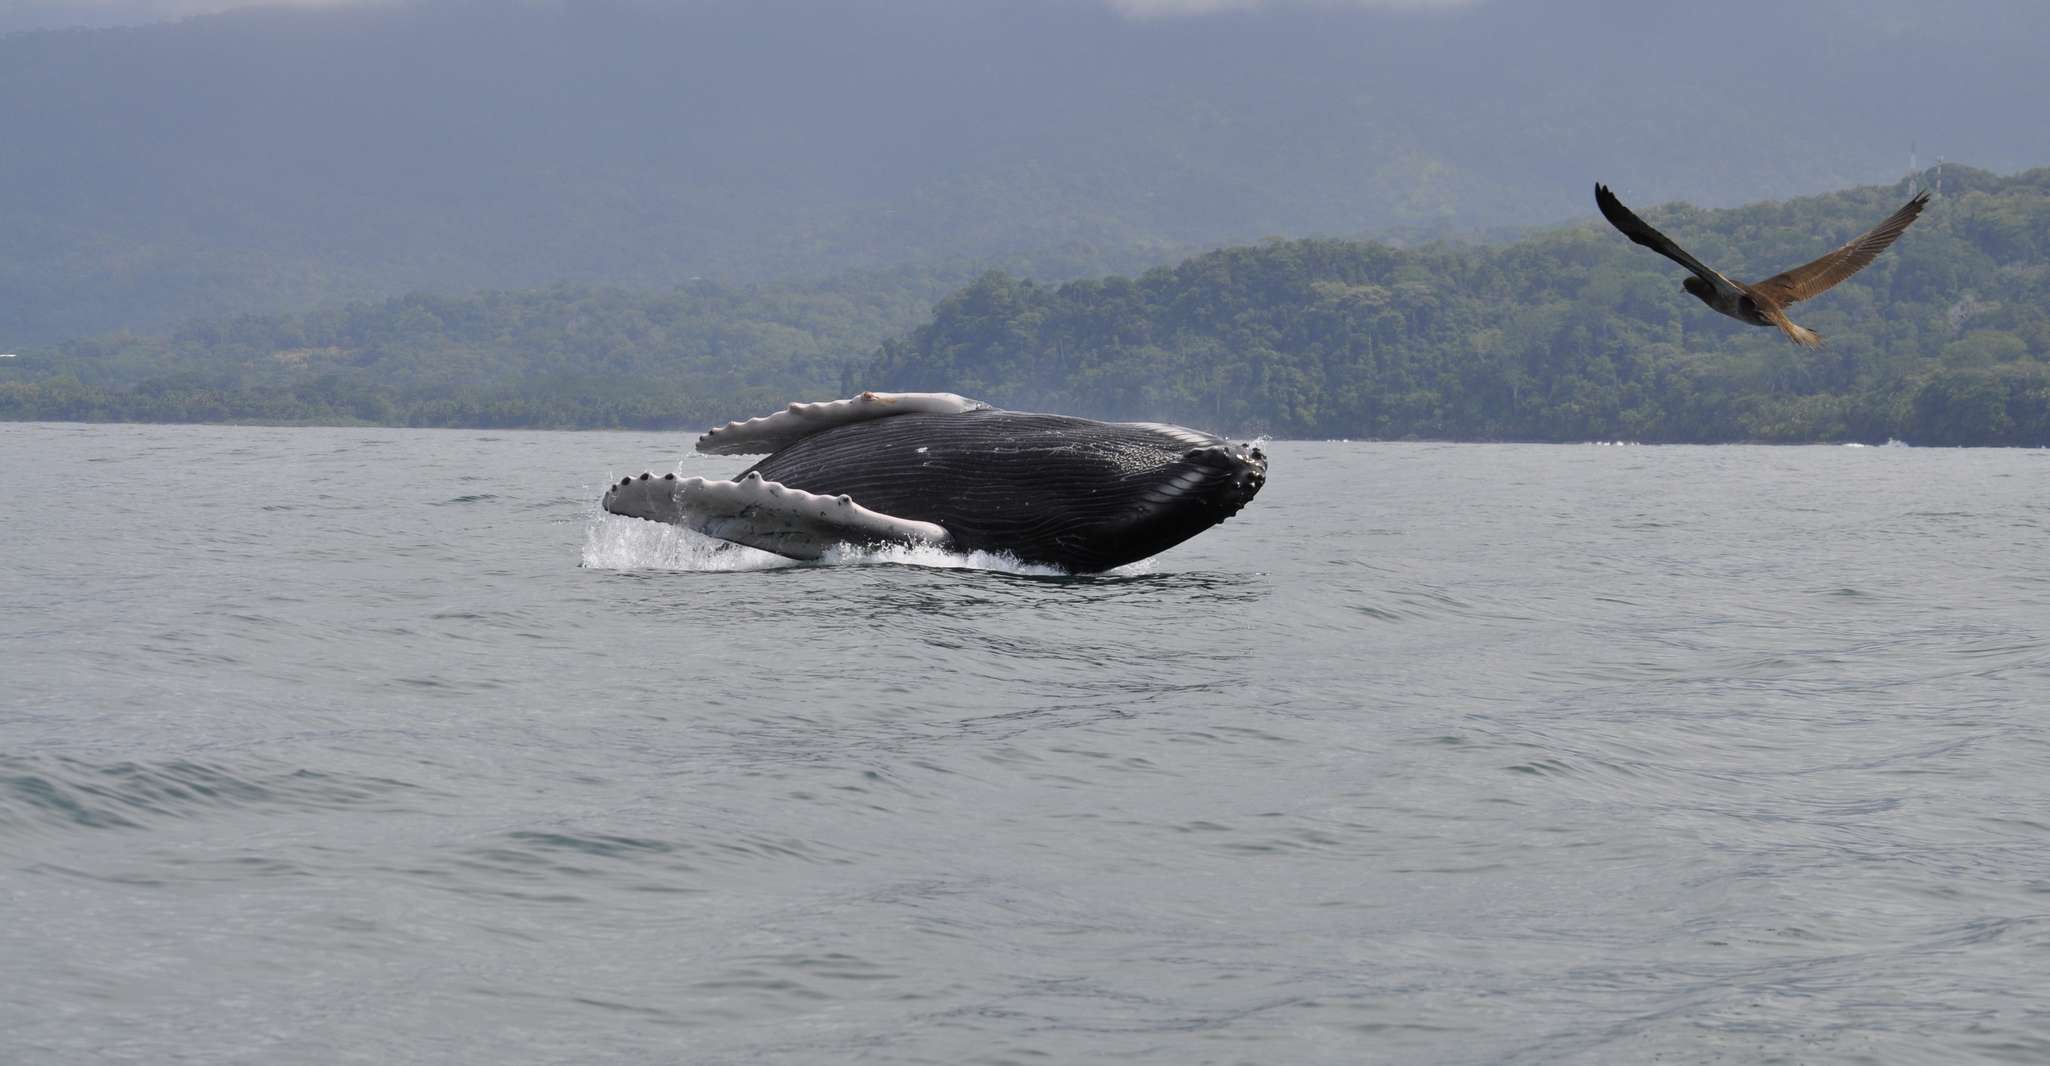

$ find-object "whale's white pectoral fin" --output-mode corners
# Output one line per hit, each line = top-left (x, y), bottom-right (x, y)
(682, 474), (952, 559)
(696, 391), (993, 455)
(604, 472), (950, 560)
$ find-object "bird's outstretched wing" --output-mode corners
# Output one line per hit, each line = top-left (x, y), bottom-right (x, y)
(1747, 192), (1930, 306)
(1594, 183), (1740, 296)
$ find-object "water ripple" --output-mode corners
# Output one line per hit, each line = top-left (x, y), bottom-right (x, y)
(0, 755), (426, 833)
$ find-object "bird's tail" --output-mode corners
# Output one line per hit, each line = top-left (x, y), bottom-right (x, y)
(1768, 311), (1823, 348)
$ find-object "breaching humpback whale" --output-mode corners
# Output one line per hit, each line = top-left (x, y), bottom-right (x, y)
(602, 392), (1266, 572)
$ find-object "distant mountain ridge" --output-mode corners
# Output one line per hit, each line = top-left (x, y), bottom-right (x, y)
(5, 166), (2047, 445)
(864, 165), (2050, 445)
(1, 268), (966, 429)
(3, 0), (2047, 341)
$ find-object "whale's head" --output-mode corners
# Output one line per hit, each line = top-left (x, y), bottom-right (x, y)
(1181, 440), (1267, 522)
(1014, 432), (1267, 571)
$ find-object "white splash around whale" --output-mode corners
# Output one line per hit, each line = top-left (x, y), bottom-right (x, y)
(580, 510), (1137, 577)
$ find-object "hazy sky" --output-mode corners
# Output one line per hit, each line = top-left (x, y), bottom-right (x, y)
(0, 0), (2001, 32)
(32, 0), (358, 18)
(8, 0), (1486, 32)
(5, 0), (2041, 342)
(0, 0), (362, 32)
(1107, 0), (1477, 14)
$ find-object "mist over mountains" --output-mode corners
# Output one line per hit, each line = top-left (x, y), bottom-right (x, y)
(4, 0), (2046, 342)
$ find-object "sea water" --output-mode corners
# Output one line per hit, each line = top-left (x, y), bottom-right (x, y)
(3, 423), (2047, 1064)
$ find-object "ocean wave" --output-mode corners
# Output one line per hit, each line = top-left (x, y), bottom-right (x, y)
(0, 755), (424, 834)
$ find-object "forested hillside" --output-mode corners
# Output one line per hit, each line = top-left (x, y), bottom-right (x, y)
(0, 270), (961, 428)
(4, 0), (2046, 341)
(5, 167), (2047, 444)
(866, 167), (2050, 445)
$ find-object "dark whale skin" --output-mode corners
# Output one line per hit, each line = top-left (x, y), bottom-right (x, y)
(737, 409), (1265, 572)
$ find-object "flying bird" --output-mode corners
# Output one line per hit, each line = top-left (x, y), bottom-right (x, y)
(1594, 184), (1930, 347)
